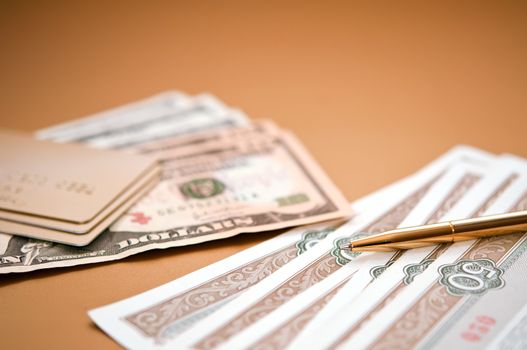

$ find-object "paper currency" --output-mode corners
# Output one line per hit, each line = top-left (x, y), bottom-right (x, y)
(36, 91), (190, 141)
(337, 162), (527, 349)
(1, 91), (349, 272)
(36, 92), (249, 148)
(0, 123), (349, 273)
(289, 157), (521, 350)
(219, 150), (514, 350)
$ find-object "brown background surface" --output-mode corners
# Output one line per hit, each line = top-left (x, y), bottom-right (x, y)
(1, 1), (527, 349)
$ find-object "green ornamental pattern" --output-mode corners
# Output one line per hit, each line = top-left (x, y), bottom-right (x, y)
(295, 228), (336, 255)
(180, 178), (226, 199)
(331, 232), (369, 266)
(438, 258), (505, 296)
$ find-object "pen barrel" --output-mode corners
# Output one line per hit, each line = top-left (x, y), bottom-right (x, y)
(453, 210), (527, 233)
(350, 222), (453, 247)
(350, 210), (527, 251)
(352, 223), (527, 252)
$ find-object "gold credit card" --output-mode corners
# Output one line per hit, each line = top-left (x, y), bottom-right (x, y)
(0, 166), (160, 233)
(0, 129), (158, 223)
(0, 171), (160, 246)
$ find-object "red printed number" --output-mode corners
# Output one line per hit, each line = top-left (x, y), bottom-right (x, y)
(461, 315), (496, 343)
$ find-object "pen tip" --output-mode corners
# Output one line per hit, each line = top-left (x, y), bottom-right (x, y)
(338, 242), (351, 251)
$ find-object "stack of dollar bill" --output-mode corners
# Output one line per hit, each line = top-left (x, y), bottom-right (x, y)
(87, 126), (527, 349)
(0, 91), (350, 273)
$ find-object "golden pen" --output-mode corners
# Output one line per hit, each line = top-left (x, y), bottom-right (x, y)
(348, 209), (527, 252)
